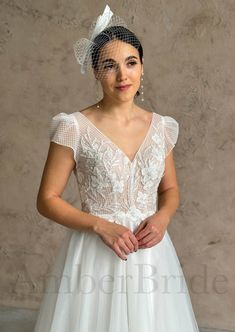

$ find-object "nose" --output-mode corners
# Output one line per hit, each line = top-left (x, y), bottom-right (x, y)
(116, 64), (128, 81)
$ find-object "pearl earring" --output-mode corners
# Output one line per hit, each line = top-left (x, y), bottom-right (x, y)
(140, 72), (144, 102)
(95, 79), (100, 102)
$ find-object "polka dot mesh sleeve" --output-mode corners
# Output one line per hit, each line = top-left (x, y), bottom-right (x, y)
(163, 115), (179, 157)
(49, 112), (80, 164)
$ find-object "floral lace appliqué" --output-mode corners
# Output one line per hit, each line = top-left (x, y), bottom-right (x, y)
(74, 117), (165, 224)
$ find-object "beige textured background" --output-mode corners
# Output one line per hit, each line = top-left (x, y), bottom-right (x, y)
(0, 0), (234, 330)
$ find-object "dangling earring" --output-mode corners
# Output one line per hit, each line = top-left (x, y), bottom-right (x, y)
(140, 72), (144, 102)
(95, 79), (100, 102)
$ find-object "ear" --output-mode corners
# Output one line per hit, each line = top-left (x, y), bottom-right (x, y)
(93, 68), (99, 80)
(141, 62), (144, 75)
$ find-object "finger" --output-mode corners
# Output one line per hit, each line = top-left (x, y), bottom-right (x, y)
(123, 237), (135, 253)
(135, 227), (150, 241)
(133, 220), (147, 235)
(135, 219), (147, 232)
(138, 233), (155, 246)
(124, 237), (136, 252)
(113, 242), (128, 260)
(116, 237), (132, 255)
(139, 238), (159, 249)
(129, 232), (139, 251)
(121, 241), (132, 255)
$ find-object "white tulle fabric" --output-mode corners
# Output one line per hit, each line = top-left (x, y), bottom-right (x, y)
(33, 111), (200, 332)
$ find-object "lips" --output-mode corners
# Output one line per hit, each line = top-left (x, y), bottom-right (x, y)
(116, 84), (132, 91)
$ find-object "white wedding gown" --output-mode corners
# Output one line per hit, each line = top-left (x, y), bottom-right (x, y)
(33, 110), (200, 331)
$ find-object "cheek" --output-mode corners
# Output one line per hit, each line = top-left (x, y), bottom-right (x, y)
(128, 68), (141, 80)
(100, 79), (114, 91)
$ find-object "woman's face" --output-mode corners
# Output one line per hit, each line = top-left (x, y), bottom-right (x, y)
(94, 40), (143, 102)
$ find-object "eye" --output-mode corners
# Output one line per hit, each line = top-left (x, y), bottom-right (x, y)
(127, 61), (137, 66)
(103, 63), (116, 70)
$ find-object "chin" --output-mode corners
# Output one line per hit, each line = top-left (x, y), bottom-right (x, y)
(105, 90), (136, 102)
(116, 94), (135, 102)
(114, 90), (137, 99)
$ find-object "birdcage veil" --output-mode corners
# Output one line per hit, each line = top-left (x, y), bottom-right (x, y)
(73, 5), (143, 81)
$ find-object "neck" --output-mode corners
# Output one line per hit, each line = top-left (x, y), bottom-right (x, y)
(97, 95), (139, 121)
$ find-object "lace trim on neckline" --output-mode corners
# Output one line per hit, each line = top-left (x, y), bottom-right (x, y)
(77, 111), (155, 164)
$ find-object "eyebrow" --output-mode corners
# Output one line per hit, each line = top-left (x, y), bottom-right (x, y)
(101, 55), (138, 64)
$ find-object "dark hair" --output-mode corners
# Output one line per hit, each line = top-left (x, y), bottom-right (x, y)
(91, 26), (143, 97)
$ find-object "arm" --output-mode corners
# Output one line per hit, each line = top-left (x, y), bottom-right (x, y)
(37, 142), (107, 233)
(157, 149), (180, 226)
(37, 141), (139, 260)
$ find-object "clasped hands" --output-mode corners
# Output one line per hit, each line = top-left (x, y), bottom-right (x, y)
(133, 210), (170, 250)
(97, 210), (170, 261)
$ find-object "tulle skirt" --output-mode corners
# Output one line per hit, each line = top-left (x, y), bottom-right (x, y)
(33, 224), (200, 332)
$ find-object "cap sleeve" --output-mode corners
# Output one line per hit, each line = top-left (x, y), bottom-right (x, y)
(49, 112), (80, 163)
(162, 115), (179, 157)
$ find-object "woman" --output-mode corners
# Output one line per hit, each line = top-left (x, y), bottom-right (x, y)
(34, 5), (200, 331)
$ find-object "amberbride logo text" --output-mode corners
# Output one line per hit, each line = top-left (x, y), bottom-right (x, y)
(15, 263), (228, 296)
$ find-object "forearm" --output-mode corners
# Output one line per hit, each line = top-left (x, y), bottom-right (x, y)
(157, 187), (180, 225)
(37, 195), (107, 233)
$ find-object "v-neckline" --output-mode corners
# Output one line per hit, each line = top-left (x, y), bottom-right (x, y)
(77, 111), (155, 164)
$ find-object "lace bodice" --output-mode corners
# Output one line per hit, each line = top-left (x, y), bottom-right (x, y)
(49, 111), (179, 228)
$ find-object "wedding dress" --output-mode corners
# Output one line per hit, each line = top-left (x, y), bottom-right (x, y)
(33, 110), (200, 331)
